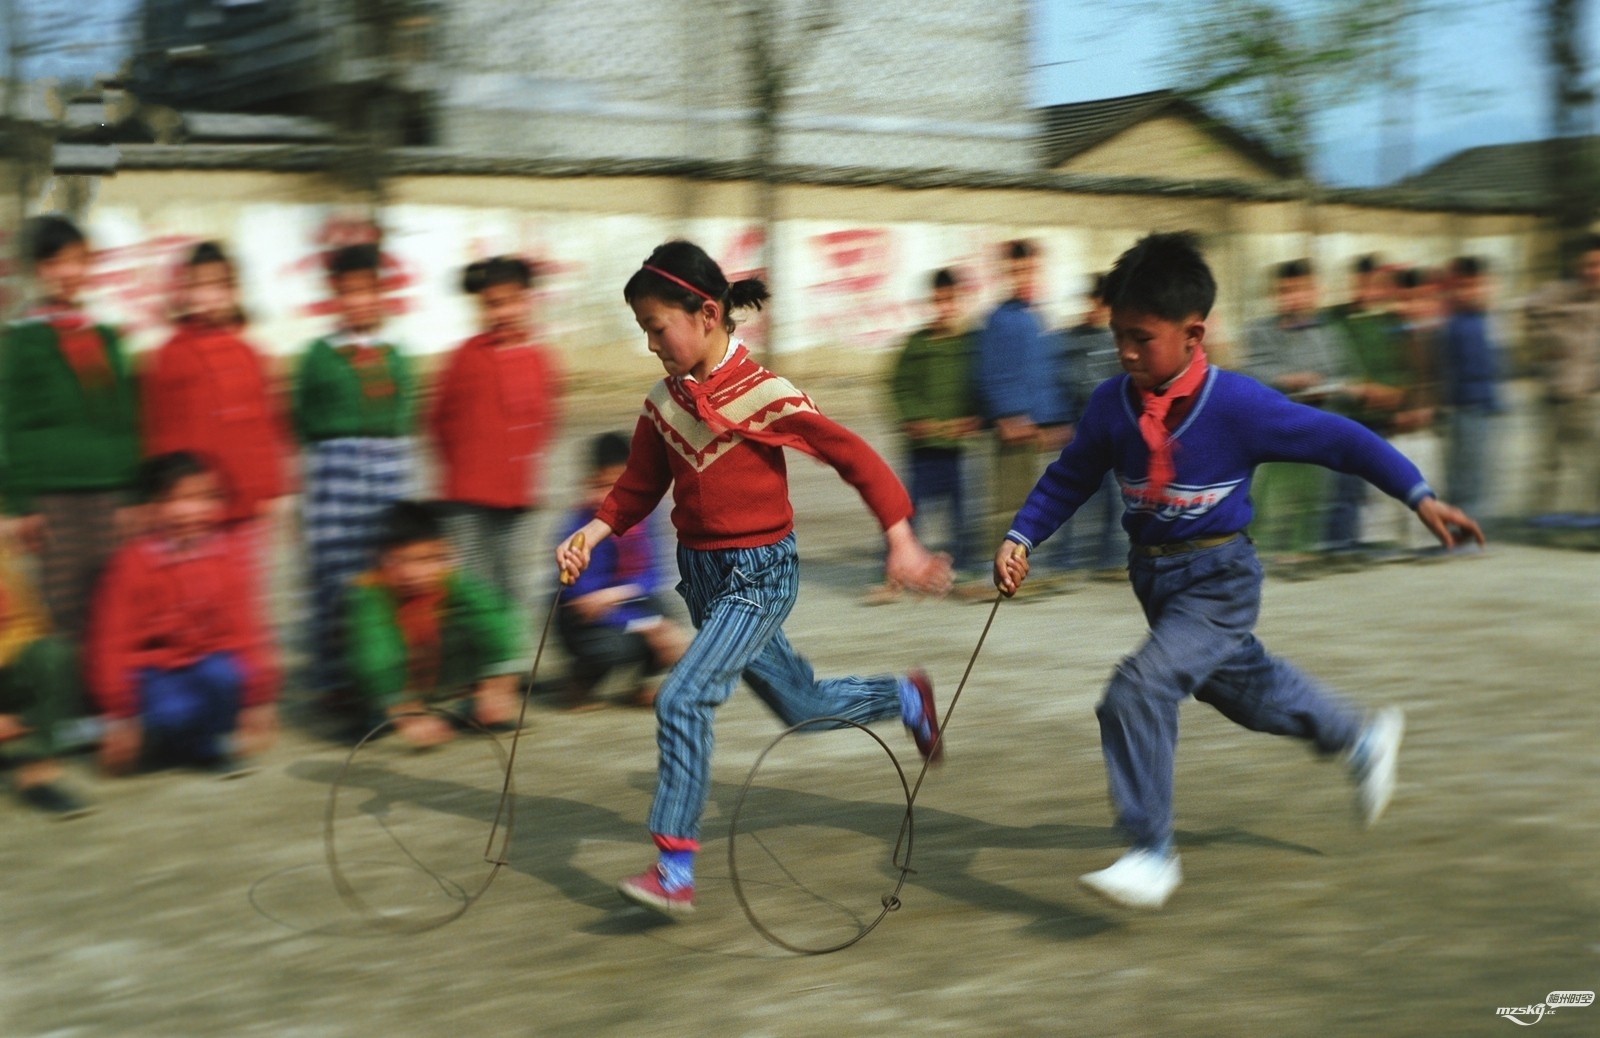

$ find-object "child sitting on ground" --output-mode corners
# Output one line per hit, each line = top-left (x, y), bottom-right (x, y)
(344, 501), (524, 749)
(556, 432), (687, 710)
(88, 453), (279, 775)
(0, 532), (92, 816)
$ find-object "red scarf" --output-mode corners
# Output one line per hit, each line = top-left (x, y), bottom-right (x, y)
(1135, 348), (1209, 497)
(676, 345), (826, 461)
(394, 586), (447, 693)
(336, 335), (396, 400)
(32, 306), (113, 390)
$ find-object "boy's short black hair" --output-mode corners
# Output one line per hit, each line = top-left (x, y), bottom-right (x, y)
(1581, 233), (1600, 255)
(375, 501), (446, 554)
(463, 255), (534, 294)
(138, 451), (210, 503)
(1101, 231), (1217, 321)
(1004, 239), (1036, 262)
(590, 431), (631, 472)
(931, 268), (958, 291)
(1451, 255), (1486, 278)
(1354, 254), (1381, 275)
(326, 243), (382, 280)
(1276, 259), (1313, 281)
(25, 214), (86, 265)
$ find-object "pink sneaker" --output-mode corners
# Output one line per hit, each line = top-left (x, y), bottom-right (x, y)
(905, 668), (943, 765)
(617, 865), (695, 916)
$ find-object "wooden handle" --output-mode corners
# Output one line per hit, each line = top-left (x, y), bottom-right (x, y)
(560, 532), (586, 586)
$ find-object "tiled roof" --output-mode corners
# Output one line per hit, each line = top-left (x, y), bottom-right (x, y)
(1398, 137), (1600, 204)
(1038, 89), (1294, 177)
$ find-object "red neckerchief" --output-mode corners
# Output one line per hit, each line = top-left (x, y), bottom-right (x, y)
(334, 332), (396, 400)
(675, 344), (825, 460)
(393, 585), (447, 693)
(1134, 348), (1209, 498)
(30, 305), (113, 390)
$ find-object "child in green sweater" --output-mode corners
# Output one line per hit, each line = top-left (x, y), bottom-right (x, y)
(1, 215), (140, 643)
(345, 502), (524, 749)
(292, 243), (419, 703)
(887, 268), (980, 577)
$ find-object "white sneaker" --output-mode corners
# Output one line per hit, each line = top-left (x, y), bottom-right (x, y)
(1078, 848), (1182, 910)
(1349, 707), (1404, 827)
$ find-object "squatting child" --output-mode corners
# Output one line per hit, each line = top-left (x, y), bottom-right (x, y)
(994, 232), (1482, 910)
(555, 431), (686, 710)
(344, 501), (523, 749)
(88, 453), (279, 775)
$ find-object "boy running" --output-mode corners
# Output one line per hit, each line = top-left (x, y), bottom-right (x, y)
(993, 233), (1481, 910)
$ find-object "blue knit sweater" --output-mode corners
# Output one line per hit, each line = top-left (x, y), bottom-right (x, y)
(1008, 368), (1434, 549)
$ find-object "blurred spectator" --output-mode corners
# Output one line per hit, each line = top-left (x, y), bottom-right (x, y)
(887, 267), (980, 579)
(555, 433), (686, 710)
(429, 256), (561, 616)
(344, 502), (523, 749)
(87, 453), (278, 776)
(1387, 267), (1446, 549)
(1437, 257), (1503, 520)
(292, 243), (419, 703)
(1523, 234), (1600, 516)
(1326, 256), (1409, 551)
(975, 240), (1052, 554)
(141, 241), (293, 636)
(1059, 273), (1125, 575)
(1243, 259), (1342, 562)
(1, 215), (141, 642)
(0, 533), (91, 817)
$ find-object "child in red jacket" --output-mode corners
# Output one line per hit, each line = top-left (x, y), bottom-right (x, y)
(429, 256), (560, 614)
(88, 453), (279, 775)
(142, 241), (293, 638)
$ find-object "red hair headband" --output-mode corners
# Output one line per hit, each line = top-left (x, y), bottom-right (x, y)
(642, 264), (717, 304)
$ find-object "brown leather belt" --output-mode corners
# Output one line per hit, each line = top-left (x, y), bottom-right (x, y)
(1130, 532), (1244, 558)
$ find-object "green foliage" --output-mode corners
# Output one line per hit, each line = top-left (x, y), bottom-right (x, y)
(1172, 0), (1422, 174)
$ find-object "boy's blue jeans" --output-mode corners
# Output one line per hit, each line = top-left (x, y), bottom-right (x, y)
(649, 534), (900, 843)
(138, 653), (244, 764)
(1097, 536), (1364, 850)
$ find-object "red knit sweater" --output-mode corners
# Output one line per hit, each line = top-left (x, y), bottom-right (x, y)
(428, 332), (561, 509)
(142, 322), (291, 522)
(86, 534), (279, 719)
(596, 345), (912, 550)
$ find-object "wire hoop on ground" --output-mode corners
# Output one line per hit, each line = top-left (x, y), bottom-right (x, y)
(727, 717), (915, 954)
(320, 565), (570, 934)
(322, 708), (514, 934)
(727, 593), (1005, 954)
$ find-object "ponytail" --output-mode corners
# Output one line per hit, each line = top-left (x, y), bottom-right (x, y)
(724, 277), (769, 317)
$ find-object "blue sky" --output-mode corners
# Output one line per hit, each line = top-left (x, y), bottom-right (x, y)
(14, 0), (1589, 188)
(1032, 0), (1585, 185)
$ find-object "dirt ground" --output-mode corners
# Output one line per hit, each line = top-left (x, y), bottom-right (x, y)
(1, 382), (1596, 1038)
